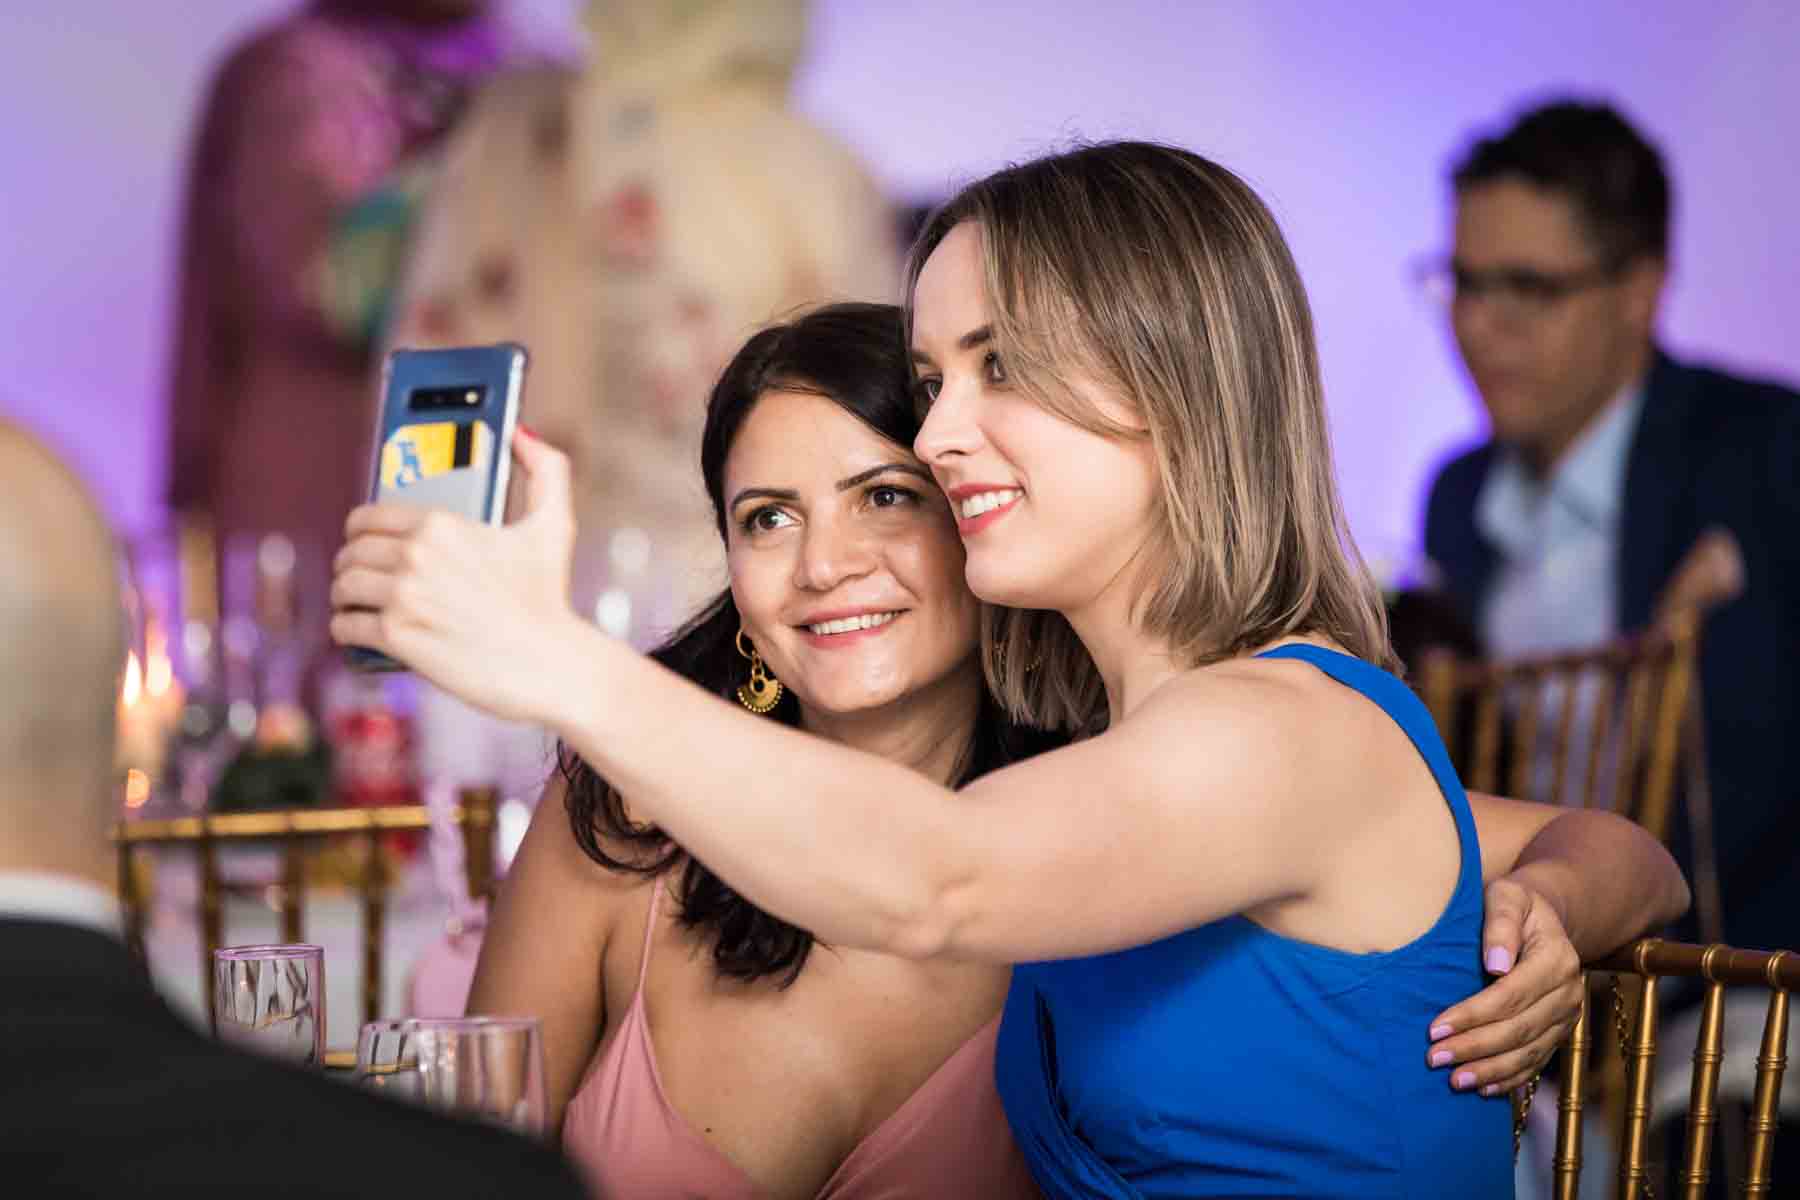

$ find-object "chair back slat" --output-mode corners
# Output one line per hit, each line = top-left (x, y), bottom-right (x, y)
(1637, 641), (1695, 844)
(1470, 681), (1503, 793)
(1508, 670), (1543, 799)
(461, 785), (499, 904)
(1745, 986), (1790, 1196)
(359, 842), (387, 1036)
(1617, 660), (1658, 818)
(1572, 666), (1612, 810)
(199, 828), (223, 1029)
(1619, 970), (1662, 1198)
(1548, 671), (1580, 802)
(118, 840), (146, 962)
(1677, 977), (1728, 1198)
(278, 842), (305, 945)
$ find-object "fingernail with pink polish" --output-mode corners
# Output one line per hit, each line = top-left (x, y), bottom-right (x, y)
(1430, 1050), (1453, 1068)
(1453, 1070), (1476, 1090)
(1485, 947), (1513, 974)
(1480, 1084), (1498, 1097)
(1429, 1023), (1453, 1040)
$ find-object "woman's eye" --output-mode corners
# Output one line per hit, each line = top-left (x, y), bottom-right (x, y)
(913, 376), (942, 407)
(868, 485), (916, 510)
(743, 506), (794, 534)
(983, 350), (1007, 384)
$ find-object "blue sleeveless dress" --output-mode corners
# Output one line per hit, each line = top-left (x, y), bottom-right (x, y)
(994, 645), (1513, 1198)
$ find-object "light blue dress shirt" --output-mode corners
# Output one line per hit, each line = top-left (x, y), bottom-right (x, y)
(1474, 384), (1645, 659)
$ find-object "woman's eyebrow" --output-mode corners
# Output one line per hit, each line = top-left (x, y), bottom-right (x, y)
(727, 485), (800, 511)
(836, 462), (934, 491)
(909, 323), (995, 367)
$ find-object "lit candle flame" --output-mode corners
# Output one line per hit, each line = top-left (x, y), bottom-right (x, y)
(146, 644), (173, 698)
(121, 651), (143, 708)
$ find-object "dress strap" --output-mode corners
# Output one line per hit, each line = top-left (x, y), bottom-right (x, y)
(635, 875), (665, 990)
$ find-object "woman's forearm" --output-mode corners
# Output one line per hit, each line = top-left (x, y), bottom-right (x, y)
(1503, 811), (1690, 959)
(545, 622), (964, 956)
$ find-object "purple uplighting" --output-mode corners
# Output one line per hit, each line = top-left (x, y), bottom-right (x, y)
(4, 0), (1796, 573)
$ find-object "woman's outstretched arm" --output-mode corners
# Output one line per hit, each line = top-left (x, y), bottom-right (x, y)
(332, 434), (1358, 963)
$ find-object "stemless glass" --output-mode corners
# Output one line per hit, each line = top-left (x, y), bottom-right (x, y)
(409, 1016), (548, 1137)
(353, 1018), (424, 1101)
(212, 944), (326, 1066)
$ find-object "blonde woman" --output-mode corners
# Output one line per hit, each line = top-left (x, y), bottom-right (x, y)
(334, 147), (1689, 1196)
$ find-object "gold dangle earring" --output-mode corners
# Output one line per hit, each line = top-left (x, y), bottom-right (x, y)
(735, 630), (784, 714)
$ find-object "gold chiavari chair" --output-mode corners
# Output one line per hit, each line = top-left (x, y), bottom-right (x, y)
(1551, 938), (1796, 1199)
(113, 787), (499, 1034)
(1416, 615), (1700, 843)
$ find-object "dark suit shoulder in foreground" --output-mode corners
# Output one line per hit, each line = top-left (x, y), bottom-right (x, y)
(0, 919), (589, 1199)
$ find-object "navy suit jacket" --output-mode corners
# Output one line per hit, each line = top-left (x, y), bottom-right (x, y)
(1425, 350), (1800, 952)
(0, 919), (589, 1198)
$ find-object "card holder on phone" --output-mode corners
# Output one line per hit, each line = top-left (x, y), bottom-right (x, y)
(378, 419), (495, 517)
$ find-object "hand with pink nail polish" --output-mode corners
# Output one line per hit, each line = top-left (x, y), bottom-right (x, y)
(1421, 877), (1582, 1096)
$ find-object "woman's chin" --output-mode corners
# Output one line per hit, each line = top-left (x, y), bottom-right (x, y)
(964, 559), (1048, 609)
(800, 687), (908, 721)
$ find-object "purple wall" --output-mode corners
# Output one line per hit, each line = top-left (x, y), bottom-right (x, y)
(6, 0), (1797, 577)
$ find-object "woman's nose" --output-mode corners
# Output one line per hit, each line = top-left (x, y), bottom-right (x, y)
(913, 378), (984, 466)
(794, 513), (877, 591)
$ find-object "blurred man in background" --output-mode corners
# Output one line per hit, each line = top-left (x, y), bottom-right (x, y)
(1421, 99), (1800, 955)
(0, 419), (588, 1197)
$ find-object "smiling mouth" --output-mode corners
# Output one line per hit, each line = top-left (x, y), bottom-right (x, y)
(957, 489), (1022, 519)
(804, 611), (901, 637)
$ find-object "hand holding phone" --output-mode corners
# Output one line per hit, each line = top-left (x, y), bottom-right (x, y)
(345, 343), (527, 671)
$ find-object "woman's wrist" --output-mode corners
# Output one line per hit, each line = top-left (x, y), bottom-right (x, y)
(1498, 860), (1579, 948)
(533, 613), (629, 745)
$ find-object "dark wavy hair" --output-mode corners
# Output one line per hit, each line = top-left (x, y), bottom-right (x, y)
(560, 302), (1063, 986)
(1452, 98), (1670, 265)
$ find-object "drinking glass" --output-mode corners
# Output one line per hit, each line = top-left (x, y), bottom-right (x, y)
(212, 944), (325, 1066)
(409, 1016), (547, 1137)
(353, 1018), (424, 1102)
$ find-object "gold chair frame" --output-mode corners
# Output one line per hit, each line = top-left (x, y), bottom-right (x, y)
(1553, 938), (1796, 1199)
(1417, 617), (1699, 842)
(113, 787), (498, 1032)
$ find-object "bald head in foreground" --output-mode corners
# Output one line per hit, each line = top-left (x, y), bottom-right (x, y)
(0, 422), (126, 884)
(0, 422), (589, 1198)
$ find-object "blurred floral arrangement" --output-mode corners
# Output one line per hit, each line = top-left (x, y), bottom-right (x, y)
(210, 703), (333, 814)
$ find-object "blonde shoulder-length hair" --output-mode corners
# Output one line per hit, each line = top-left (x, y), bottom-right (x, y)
(904, 141), (1395, 735)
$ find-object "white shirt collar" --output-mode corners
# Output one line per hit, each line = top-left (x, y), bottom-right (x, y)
(1476, 380), (1645, 556)
(0, 870), (123, 939)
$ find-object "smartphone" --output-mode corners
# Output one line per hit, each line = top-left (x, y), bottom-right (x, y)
(344, 342), (528, 672)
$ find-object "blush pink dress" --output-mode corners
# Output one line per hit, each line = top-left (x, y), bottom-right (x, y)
(561, 882), (1042, 1199)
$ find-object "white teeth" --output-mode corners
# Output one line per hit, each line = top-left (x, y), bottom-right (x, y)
(959, 489), (1021, 519)
(807, 611), (900, 636)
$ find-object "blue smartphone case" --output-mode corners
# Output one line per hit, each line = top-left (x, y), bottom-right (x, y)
(345, 343), (527, 672)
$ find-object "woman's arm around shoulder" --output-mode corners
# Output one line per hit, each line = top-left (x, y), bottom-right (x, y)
(1426, 792), (1691, 1094)
(1467, 791), (1690, 958)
